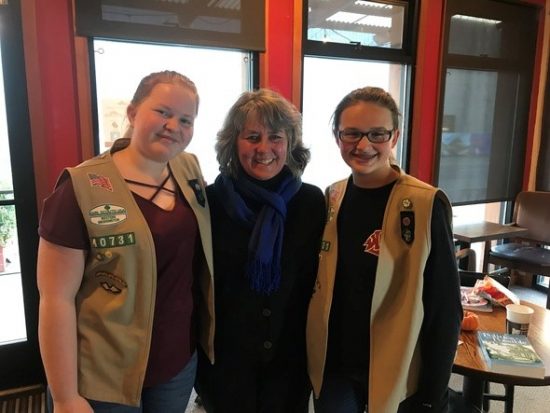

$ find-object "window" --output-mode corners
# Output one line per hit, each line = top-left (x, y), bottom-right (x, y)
(77, 0), (261, 183)
(92, 39), (253, 184)
(306, 0), (406, 49)
(75, 0), (265, 52)
(0, 44), (25, 346)
(302, 57), (409, 189)
(0, 0), (42, 388)
(435, 0), (538, 206)
(302, 0), (416, 189)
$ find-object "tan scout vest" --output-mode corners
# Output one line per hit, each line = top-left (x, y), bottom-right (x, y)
(306, 167), (452, 413)
(62, 144), (214, 406)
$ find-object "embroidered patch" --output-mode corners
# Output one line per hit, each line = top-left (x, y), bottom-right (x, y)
(95, 271), (127, 295)
(88, 173), (113, 192)
(327, 206), (335, 222)
(188, 179), (205, 207)
(89, 204), (127, 225)
(329, 186), (341, 205)
(400, 211), (415, 244)
(363, 229), (381, 256)
(320, 240), (331, 252)
(90, 232), (136, 249)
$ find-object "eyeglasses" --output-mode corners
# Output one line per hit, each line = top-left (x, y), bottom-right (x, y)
(338, 128), (394, 144)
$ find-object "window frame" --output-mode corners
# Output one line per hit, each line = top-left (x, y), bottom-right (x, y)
(434, 0), (539, 206)
(0, 0), (43, 390)
(301, 0), (420, 172)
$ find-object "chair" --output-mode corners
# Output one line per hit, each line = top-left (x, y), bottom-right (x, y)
(449, 388), (483, 413)
(459, 269), (511, 289)
(456, 247), (478, 272)
(487, 191), (550, 309)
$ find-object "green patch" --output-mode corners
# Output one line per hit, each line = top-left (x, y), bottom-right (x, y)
(91, 232), (136, 248)
(321, 240), (331, 252)
(88, 204), (127, 225)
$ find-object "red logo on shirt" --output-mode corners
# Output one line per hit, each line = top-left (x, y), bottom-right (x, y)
(363, 229), (381, 256)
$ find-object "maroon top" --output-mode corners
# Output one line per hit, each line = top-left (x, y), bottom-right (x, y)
(39, 178), (198, 387)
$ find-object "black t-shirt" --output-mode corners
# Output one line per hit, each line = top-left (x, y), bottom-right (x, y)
(326, 178), (395, 382)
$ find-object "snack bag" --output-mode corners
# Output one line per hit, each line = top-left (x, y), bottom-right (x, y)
(472, 275), (520, 307)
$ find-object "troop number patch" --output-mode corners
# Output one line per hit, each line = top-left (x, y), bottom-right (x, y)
(91, 232), (136, 248)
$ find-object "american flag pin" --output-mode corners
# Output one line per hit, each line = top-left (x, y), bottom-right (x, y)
(88, 173), (113, 192)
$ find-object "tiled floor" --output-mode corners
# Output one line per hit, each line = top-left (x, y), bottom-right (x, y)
(509, 284), (547, 307)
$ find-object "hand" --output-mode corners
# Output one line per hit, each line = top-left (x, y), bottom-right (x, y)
(53, 395), (93, 413)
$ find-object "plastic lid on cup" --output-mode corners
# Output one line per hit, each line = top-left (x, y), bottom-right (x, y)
(506, 303), (534, 324)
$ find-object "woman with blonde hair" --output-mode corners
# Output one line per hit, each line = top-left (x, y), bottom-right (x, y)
(38, 71), (212, 412)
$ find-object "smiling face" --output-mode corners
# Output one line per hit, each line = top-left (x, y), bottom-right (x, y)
(127, 82), (197, 163)
(236, 113), (288, 180)
(337, 101), (399, 188)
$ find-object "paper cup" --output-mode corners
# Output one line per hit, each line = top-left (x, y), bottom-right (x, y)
(506, 304), (534, 335)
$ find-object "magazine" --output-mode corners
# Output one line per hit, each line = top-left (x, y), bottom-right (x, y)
(477, 331), (545, 379)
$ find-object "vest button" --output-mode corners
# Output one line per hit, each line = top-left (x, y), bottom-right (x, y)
(263, 340), (272, 350)
(104, 251), (112, 258)
(262, 308), (271, 317)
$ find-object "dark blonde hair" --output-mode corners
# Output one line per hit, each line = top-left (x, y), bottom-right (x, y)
(123, 70), (199, 139)
(216, 89), (310, 178)
(331, 86), (400, 137)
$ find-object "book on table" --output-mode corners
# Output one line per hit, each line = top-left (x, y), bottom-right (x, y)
(477, 331), (545, 379)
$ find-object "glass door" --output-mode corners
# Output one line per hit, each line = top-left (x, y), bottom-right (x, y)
(0, 0), (43, 389)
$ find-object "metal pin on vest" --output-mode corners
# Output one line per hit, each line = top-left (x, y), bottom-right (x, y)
(401, 198), (414, 244)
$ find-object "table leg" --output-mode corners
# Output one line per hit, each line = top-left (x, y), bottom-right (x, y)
(462, 376), (484, 410)
(504, 384), (515, 413)
(482, 240), (491, 273)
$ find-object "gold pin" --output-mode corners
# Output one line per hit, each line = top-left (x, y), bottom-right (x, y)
(402, 198), (412, 209)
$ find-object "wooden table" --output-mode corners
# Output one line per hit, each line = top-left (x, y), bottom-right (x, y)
(453, 301), (550, 412)
(453, 221), (529, 272)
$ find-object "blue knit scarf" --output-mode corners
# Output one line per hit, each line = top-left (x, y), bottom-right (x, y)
(214, 167), (301, 294)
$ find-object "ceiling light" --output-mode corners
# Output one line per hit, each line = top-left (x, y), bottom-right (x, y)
(357, 15), (391, 27)
(452, 15), (501, 25)
(354, 1), (393, 9)
(326, 11), (366, 24)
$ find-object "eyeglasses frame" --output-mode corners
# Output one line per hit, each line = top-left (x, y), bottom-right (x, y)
(337, 128), (394, 144)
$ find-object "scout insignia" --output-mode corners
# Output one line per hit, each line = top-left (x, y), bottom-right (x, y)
(188, 179), (205, 207)
(329, 185), (341, 205)
(89, 204), (127, 225)
(88, 173), (113, 192)
(400, 211), (415, 244)
(328, 206), (335, 222)
(364, 229), (381, 256)
(320, 240), (331, 252)
(402, 198), (413, 209)
(95, 271), (127, 295)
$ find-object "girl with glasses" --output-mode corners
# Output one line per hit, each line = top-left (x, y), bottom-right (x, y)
(307, 86), (462, 413)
